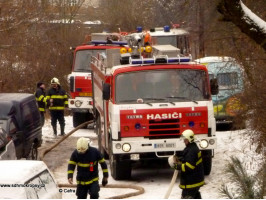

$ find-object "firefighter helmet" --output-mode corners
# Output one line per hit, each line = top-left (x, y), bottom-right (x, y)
(51, 77), (60, 85)
(181, 129), (195, 143)
(76, 137), (90, 153)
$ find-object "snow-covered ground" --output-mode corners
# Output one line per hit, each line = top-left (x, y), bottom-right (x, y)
(41, 116), (263, 199)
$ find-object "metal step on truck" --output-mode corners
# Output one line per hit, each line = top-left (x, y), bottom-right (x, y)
(91, 32), (218, 180)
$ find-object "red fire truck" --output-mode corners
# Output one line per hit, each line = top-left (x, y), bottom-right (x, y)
(92, 34), (218, 180)
(68, 33), (127, 127)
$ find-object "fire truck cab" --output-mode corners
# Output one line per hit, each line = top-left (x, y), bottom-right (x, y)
(68, 33), (127, 127)
(92, 34), (217, 180)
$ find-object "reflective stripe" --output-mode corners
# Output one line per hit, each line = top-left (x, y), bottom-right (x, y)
(77, 177), (99, 185)
(39, 108), (45, 112)
(99, 158), (105, 163)
(64, 101), (69, 105)
(198, 151), (201, 158)
(51, 95), (65, 99)
(49, 106), (65, 110)
(196, 158), (202, 166)
(68, 170), (74, 174)
(181, 164), (186, 172)
(185, 162), (195, 170)
(37, 95), (45, 101)
(77, 163), (90, 167)
(68, 161), (77, 165)
(180, 181), (205, 189)
(102, 169), (108, 173)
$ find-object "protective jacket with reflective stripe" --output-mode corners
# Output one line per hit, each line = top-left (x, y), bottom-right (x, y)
(35, 88), (46, 112)
(67, 147), (108, 185)
(175, 142), (204, 189)
(46, 86), (68, 110)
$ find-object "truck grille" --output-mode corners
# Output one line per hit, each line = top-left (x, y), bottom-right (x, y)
(149, 119), (180, 137)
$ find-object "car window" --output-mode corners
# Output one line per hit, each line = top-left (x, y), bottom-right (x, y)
(9, 120), (18, 134)
(26, 169), (58, 199)
(21, 102), (33, 126)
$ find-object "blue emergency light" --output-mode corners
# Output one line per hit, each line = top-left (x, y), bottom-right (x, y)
(130, 56), (191, 65)
(136, 26), (143, 33)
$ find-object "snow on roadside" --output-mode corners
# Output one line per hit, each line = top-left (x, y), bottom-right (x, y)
(41, 116), (263, 199)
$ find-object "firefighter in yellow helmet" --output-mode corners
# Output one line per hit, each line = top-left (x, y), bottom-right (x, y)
(46, 77), (68, 137)
(168, 130), (204, 199)
(67, 137), (108, 199)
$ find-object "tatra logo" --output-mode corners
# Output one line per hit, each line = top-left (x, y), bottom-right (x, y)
(147, 112), (182, 120)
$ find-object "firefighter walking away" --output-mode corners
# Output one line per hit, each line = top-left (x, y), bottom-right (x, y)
(168, 129), (204, 199)
(46, 77), (68, 137)
(67, 137), (108, 199)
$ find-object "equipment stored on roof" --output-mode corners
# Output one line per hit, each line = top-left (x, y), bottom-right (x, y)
(91, 33), (218, 180)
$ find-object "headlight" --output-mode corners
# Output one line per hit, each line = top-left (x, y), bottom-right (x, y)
(75, 100), (82, 107)
(199, 139), (208, 149)
(122, 143), (131, 152)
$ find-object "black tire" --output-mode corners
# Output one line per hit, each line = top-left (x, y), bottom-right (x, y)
(73, 112), (93, 128)
(109, 152), (131, 180)
(202, 150), (212, 175)
(26, 143), (38, 160)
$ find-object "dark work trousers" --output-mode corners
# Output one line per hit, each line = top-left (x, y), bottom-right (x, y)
(181, 188), (202, 199)
(76, 182), (100, 199)
(40, 112), (45, 127)
(50, 110), (65, 133)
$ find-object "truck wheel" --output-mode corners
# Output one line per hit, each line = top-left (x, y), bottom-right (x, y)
(26, 143), (38, 160)
(73, 112), (93, 128)
(110, 153), (131, 180)
(202, 150), (212, 175)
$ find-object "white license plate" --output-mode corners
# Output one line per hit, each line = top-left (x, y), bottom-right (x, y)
(154, 143), (176, 148)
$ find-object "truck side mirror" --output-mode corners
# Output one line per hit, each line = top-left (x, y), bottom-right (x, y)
(103, 83), (111, 100)
(210, 78), (219, 95)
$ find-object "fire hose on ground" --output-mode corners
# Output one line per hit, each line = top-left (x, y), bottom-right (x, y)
(39, 120), (178, 199)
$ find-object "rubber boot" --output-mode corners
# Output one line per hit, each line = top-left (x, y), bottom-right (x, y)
(60, 125), (65, 136)
(53, 126), (57, 137)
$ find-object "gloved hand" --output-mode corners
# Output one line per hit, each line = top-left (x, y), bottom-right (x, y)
(168, 155), (181, 169)
(68, 178), (73, 184)
(102, 177), (108, 187)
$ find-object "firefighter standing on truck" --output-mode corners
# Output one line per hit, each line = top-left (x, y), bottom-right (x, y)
(46, 77), (68, 137)
(168, 129), (204, 199)
(68, 137), (108, 199)
(35, 81), (47, 126)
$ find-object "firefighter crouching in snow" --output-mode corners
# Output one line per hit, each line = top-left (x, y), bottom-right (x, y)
(46, 77), (68, 137)
(68, 137), (108, 199)
(168, 129), (204, 199)
(35, 81), (47, 126)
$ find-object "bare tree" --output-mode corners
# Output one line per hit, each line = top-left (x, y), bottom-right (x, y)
(217, 0), (266, 51)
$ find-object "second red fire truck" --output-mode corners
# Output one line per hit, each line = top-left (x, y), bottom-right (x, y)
(68, 33), (127, 127)
(91, 33), (218, 180)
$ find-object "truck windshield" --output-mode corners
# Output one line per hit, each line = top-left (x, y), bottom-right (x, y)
(115, 69), (210, 104)
(73, 49), (105, 72)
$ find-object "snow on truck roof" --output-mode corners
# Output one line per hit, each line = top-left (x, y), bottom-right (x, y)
(0, 160), (47, 183)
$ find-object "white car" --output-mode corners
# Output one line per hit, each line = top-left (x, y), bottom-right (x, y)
(0, 160), (62, 199)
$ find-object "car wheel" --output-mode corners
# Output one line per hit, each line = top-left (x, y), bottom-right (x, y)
(27, 143), (38, 160)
